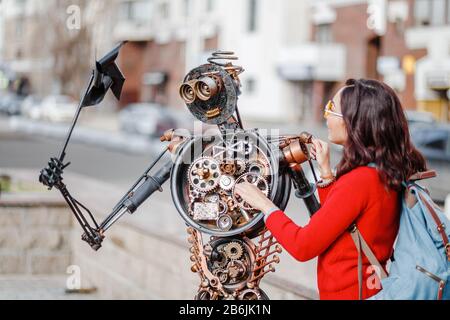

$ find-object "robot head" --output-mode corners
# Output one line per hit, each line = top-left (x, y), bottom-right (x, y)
(179, 51), (244, 125)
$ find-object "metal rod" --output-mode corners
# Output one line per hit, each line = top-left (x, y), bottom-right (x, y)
(101, 206), (130, 232)
(58, 71), (94, 163)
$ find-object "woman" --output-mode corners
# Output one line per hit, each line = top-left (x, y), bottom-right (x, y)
(235, 78), (427, 300)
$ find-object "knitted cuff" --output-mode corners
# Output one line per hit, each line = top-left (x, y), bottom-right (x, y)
(263, 207), (280, 223)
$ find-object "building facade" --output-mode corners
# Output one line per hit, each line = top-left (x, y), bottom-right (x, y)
(310, 0), (450, 123)
(0, 0), (118, 97)
(115, 0), (315, 122)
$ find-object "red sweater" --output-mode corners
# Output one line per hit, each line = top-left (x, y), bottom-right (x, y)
(265, 166), (400, 300)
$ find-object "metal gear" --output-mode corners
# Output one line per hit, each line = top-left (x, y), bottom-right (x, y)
(219, 175), (235, 191)
(232, 173), (269, 211)
(204, 193), (220, 203)
(247, 159), (270, 177)
(233, 157), (247, 175)
(216, 214), (233, 231)
(218, 201), (229, 215)
(223, 241), (244, 260)
(238, 288), (262, 300)
(188, 157), (221, 193)
(219, 161), (237, 175)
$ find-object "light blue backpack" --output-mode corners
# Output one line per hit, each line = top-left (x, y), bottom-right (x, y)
(350, 169), (450, 300)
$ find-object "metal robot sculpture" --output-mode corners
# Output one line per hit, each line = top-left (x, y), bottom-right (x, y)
(39, 43), (321, 300)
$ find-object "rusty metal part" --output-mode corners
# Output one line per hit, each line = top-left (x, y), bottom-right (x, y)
(206, 107), (221, 119)
(227, 259), (246, 279)
(220, 161), (237, 175)
(212, 253), (228, 269)
(223, 241), (244, 260)
(179, 79), (198, 103)
(248, 228), (282, 287)
(217, 214), (233, 231)
(282, 139), (309, 165)
(218, 200), (228, 215)
(195, 76), (222, 101)
(219, 175), (235, 191)
(160, 129), (176, 142)
(159, 129), (189, 154)
(238, 288), (261, 300)
(207, 51), (244, 78)
(188, 157), (221, 192)
(187, 227), (226, 298)
(234, 158), (247, 175)
(204, 194), (220, 203)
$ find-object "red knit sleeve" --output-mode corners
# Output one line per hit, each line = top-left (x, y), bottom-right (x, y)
(317, 182), (335, 204)
(265, 168), (374, 262)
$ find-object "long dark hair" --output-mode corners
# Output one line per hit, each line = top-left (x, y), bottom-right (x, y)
(336, 78), (427, 191)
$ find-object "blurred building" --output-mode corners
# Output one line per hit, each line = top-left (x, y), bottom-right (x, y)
(0, 0), (8, 90)
(115, 0), (314, 123)
(0, 0), (119, 98)
(310, 0), (450, 123)
(0, 0), (4, 62)
(1, 0), (49, 95)
(114, 0), (218, 109)
(405, 0), (450, 122)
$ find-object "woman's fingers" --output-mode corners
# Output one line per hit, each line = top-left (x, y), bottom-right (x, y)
(234, 182), (275, 212)
(311, 138), (322, 151)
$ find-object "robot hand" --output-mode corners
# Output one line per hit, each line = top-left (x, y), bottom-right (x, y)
(39, 157), (70, 190)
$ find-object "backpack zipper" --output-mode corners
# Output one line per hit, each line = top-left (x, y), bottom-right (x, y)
(416, 265), (446, 300)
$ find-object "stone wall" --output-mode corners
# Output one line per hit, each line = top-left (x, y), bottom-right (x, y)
(0, 197), (72, 275)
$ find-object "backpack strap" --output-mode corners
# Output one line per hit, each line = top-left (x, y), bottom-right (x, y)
(417, 192), (450, 261)
(408, 170), (436, 181)
(349, 224), (388, 300)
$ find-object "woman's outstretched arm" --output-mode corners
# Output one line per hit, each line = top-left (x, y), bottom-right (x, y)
(235, 168), (374, 262)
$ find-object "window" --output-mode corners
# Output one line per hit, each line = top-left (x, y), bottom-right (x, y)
(248, 0), (257, 32)
(15, 17), (24, 37)
(206, 0), (214, 12)
(431, 0), (446, 25)
(160, 2), (169, 19)
(448, 0), (450, 24)
(315, 24), (333, 44)
(415, 0), (450, 26)
(119, 1), (132, 21)
(119, 0), (152, 23)
(414, 0), (431, 26)
(184, 0), (190, 17)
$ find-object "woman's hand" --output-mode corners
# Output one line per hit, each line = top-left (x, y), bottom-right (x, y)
(310, 138), (332, 179)
(234, 182), (276, 214)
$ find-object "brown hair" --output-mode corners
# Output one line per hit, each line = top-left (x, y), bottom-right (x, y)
(336, 78), (427, 191)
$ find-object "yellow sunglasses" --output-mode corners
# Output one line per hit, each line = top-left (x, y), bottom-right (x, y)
(324, 100), (343, 118)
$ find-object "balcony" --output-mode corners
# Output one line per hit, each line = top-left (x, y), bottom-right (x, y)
(113, 20), (154, 42)
(114, 0), (154, 41)
(276, 43), (346, 82)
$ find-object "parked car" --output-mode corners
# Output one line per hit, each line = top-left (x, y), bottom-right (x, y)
(410, 124), (450, 162)
(0, 93), (24, 116)
(21, 95), (43, 120)
(119, 103), (177, 138)
(405, 110), (436, 126)
(40, 95), (77, 122)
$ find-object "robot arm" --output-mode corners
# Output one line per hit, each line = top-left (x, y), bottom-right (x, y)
(39, 131), (188, 251)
